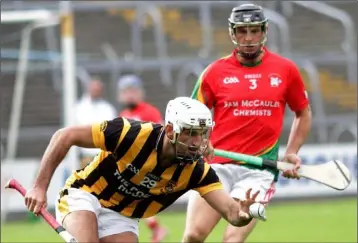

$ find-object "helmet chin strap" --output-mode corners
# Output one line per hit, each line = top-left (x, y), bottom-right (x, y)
(233, 37), (265, 60)
(237, 45), (263, 60)
(169, 133), (203, 164)
(168, 134), (193, 164)
(175, 141), (201, 164)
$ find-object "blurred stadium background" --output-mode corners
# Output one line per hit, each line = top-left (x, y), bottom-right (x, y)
(1, 1), (357, 242)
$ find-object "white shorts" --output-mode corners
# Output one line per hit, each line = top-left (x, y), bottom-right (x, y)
(55, 188), (140, 239)
(189, 163), (275, 203)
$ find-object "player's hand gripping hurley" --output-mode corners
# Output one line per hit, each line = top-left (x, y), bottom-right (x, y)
(214, 149), (352, 191)
(4, 179), (78, 243)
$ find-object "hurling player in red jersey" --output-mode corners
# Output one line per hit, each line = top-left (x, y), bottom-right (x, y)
(117, 74), (166, 243)
(183, 4), (312, 243)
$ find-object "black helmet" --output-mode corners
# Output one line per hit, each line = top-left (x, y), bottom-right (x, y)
(228, 4), (268, 60)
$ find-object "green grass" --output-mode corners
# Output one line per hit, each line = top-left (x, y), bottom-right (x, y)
(1, 198), (356, 242)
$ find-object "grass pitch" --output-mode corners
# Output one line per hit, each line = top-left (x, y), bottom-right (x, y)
(1, 198), (356, 242)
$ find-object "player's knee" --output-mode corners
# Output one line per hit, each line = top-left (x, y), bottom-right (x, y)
(183, 228), (207, 243)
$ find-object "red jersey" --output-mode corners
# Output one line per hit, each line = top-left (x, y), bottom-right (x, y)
(119, 102), (163, 124)
(192, 48), (309, 164)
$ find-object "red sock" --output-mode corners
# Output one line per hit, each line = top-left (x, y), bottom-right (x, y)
(146, 217), (159, 230)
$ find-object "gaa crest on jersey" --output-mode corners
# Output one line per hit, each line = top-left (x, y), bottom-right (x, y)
(223, 77), (239, 84)
(268, 73), (282, 87)
(100, 121), (108, 131)
(161, 180), (177, 194)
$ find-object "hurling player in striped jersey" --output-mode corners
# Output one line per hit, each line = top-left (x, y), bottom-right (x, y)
(24, 97), (266, 243)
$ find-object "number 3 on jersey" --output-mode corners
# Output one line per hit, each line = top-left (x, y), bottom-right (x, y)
(249, 79), (257, 90)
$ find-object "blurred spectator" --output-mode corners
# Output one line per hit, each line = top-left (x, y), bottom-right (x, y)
(117, 74), (163, 124)
(75, 77), (117, 168)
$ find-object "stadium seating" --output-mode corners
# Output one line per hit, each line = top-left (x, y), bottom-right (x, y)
(113, 6), (357, 112)
(0, 2), (356, 158)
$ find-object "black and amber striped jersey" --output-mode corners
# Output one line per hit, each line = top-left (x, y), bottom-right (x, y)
(61, 117), (223, 218)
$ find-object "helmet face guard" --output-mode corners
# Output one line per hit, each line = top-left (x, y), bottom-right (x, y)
(228, 4), (268, 60)
(173, 125), (211, 164)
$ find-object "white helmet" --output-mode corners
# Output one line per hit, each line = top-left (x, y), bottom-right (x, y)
(165, 97), (213, 132)
(165, 97), (213, 163)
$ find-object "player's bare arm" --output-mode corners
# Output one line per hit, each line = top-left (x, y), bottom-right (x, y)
(25, 125), (94, 214)
(34, 125), (94, 189)
(202, 188), (260, 227)
(283, 106), (312, 179)
(286, 106), (312, 155)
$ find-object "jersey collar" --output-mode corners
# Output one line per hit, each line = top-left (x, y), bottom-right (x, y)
(155, 128), (165, 154)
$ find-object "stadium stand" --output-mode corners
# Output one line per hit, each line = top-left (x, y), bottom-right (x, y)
(0, 1), (356, 158)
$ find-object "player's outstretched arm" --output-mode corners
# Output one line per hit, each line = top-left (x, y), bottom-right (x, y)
(24, 125), (95, 215)
(202, 188), (260, 227)
(33, 125), (94, 191)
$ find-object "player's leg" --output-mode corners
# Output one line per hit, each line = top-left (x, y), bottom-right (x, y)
(182, 164), (232, 243)
(182, 192), (221, 242)
(223, 167), (275, 243)
(145, 216), (168, 243)
(101, 232), (138, 243)
(182, 191), (221, 243)
(63, 211), (100, 242)
(223, 203), (259, 242)
(55, 188), (101, 242)
(97, 207), (140, 243)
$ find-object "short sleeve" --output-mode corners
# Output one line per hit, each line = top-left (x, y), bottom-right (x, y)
(285, 63), (310, 112)
(92, 117), (131, 152)
(191, 64), (216, 109)
(193, 163), (223, 196)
